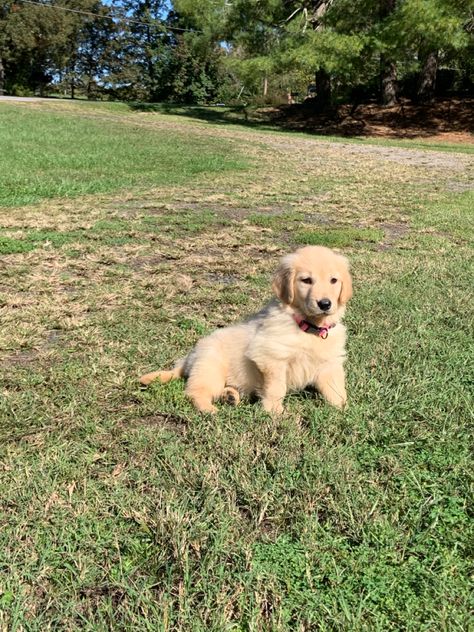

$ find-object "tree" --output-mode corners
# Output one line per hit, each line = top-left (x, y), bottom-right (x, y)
(282, 2), (370, 108)
(0, 0), (118, 97)
(391, 0), (472, 102)
(75, 6), (118, 98)
(0, 0), (71, 95)
(162, 1), (239, 103)
(0, 1), (13, 95)
(1, 0), (472, 104)
(111, 0), (168, 100)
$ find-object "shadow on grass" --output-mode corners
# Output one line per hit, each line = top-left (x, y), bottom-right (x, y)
(128, 101), (279, 132)
(128, 98), (474, 144)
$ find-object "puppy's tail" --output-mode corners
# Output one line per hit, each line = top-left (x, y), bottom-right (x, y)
(139, 359), (185, 387)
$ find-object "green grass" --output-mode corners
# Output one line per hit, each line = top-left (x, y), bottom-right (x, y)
(0, 104), (247, 207)
(0, 99), (473, 631)
(248, 211), (305, 228)
(0, 229), (89, 253)
(295, 226), (384, 248)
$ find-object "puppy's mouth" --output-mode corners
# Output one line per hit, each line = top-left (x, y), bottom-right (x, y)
(304, 303), (336, 318)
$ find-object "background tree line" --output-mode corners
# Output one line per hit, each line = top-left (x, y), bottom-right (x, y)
(1, 0), (473, 106)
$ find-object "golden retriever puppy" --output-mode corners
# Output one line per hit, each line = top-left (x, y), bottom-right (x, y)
(140, 245), (352, 414)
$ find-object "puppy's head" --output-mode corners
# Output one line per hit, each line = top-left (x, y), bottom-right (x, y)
(273, 245), (352, 322)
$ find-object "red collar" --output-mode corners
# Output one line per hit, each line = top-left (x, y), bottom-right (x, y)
(292, 313), (335, 339)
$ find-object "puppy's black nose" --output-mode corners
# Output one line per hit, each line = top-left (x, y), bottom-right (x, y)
(317, 298), (332, 311)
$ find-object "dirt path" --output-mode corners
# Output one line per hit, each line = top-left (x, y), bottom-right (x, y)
(0, 95), (69, 102)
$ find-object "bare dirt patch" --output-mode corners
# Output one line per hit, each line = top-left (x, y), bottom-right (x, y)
(263, 134), (473, 172)
(6, 329), (64, 367)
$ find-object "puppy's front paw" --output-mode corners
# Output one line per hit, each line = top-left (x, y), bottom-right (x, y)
(325, 390), (347, 410)
(198, 403), (218, 414)
(332, 397), (347, 410)
(314, 368), (347, 411)
(222, 387), (240, 406)
(262, 398), (284, 416)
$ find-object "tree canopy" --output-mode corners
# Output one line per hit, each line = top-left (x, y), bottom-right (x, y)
(1, 0), (472, 104)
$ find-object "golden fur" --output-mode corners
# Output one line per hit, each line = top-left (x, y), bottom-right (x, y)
(140, 245), (353, 414)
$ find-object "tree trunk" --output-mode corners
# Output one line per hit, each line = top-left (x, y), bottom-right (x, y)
(380, 56), (397, 106)
(263, 75), (268, 97)
(71, 80), (75, 99)
(379, 0), (397, 105)
(315, 68), (331, 110)
(0, 56), (4, 96)
(417, 51), (437, 102)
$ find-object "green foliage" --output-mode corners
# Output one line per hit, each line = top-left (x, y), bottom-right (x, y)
(394, 0), (470, 52)
(222, 0), (474, 104)
(158, 33), (223, 104)
(0, 0), (473, 103)
(287, 30), (370, 84)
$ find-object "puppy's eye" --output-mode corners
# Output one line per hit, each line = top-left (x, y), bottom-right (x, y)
(330, 277), (338, 284)
(301, 277), (313, 285)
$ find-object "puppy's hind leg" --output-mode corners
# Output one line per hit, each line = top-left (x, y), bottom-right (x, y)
(139, 359), (184, 386)
(185, 356), (227, 414)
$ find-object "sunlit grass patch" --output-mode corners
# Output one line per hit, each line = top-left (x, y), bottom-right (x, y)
(295, 226), (384, 248)
(0, 207), (232, 254)
(247, 211), (305, 229)
(0, 235), (36, 254)
(138, 209), (231, 234)
(0, 229), (86, 253)
(414, 190), (474, 242)
(0, 104), (248, 207)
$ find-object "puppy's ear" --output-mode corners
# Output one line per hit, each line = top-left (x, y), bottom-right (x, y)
(272, 254), (296, 305)
(338, 255), (353, 305)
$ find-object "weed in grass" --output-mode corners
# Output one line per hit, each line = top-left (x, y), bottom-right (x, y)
(0, 235), (36, 254)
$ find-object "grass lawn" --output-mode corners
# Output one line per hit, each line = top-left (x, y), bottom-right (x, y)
(0, 99), (473, 630)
